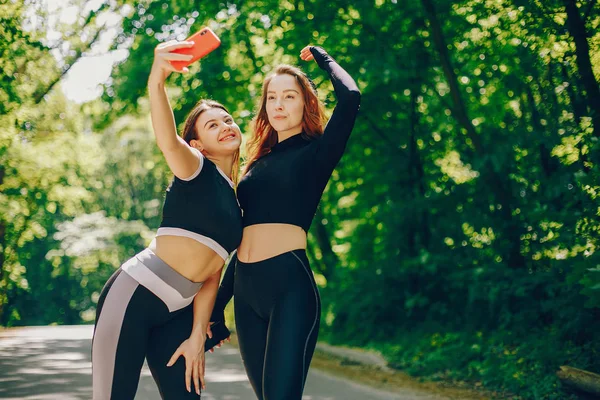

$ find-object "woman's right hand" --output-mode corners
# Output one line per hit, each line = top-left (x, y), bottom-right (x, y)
(167, 335), (206, 394)
(148, 40), (195, 84)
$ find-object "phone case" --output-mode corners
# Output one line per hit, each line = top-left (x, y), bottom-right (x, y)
(170, 27), (221, 70)
(204, 320), (231, 352)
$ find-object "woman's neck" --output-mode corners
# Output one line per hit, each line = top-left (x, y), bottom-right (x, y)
(206, 154), (235, 179)
(276, 126), (302, 143)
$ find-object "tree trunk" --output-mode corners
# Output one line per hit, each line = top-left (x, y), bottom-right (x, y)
(563, 0), (600, 137)
(407, 37), (430, 254)
(32, 4), (109, 104)
(557, 366), (600, 395)
(524, 85), (559, 177)
(407, 90), (419, 258)
(420, 0), (482, 155)
(561, 62), (587, 124)
(420, 0), (525, 268)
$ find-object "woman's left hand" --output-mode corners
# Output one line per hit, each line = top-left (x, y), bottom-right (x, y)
(300, 45), (316, 62)
(167, 335), (206, 394)
(206, 322), (228, 353)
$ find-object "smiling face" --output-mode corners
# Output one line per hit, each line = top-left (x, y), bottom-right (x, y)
(266, 73), (305, 138)
(243, 65), (327, 176)
(191, 108), (242, 156)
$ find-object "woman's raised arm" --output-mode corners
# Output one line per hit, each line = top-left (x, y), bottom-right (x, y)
(148, 40), (203, 180)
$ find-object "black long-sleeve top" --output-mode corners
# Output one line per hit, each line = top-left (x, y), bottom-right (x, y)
(237, 46), (361, 232)
(210, 47), (360, 322)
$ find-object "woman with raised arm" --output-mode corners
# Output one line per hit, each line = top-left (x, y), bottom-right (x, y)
(92, 39), (243, 399)
(211, 45), (361, 400)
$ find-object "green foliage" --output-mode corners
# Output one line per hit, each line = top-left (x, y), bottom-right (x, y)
(378, 327), (597, 399)
(2, 0), (600, 398)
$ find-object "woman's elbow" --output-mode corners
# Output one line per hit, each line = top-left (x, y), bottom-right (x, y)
(344, 88), (361, 110)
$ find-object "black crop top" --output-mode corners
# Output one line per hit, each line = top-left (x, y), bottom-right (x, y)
(237, 47), (361, 232)
(160, 151), (243, 259)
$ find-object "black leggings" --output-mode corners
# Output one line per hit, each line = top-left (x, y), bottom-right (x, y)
(92, 249), (202, 400)
(233, 249), (321, 400)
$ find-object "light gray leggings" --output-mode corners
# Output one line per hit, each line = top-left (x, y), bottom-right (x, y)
(92, 249), (203, 400)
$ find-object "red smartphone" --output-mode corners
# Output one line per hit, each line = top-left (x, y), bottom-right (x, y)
(170, 27), (221, 71)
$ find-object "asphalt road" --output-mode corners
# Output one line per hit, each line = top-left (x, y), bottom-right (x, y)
(0, 325), (446, 400)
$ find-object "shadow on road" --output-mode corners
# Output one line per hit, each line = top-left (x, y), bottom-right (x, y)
(0, 325), (422, 400)
(0, 326), (257, 400)
(0, 330), (93, 400)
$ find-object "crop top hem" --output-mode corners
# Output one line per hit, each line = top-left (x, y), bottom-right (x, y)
(242, 221), (308, 233)
(156, 227), (230, 260)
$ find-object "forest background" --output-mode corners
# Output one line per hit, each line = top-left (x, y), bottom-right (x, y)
(1, 0), (599, 398)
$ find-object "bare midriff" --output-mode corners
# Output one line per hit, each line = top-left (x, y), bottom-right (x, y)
(237, 223), (307, 263)
(149, 236), (226, 283)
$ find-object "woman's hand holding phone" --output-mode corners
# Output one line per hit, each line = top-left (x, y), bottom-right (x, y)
(149, 40), (195, 84)
(149, 28), (221, 85)
(170, 28), (221, 71)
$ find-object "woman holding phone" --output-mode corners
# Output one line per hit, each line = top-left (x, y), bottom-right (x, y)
(211, 45), (361, 399)
(92, 37), (242, 399)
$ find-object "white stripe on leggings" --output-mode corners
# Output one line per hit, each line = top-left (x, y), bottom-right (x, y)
(92, 272), (139, 400)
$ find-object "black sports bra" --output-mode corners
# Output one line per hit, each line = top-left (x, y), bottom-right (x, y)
(159, 148), (243, 260)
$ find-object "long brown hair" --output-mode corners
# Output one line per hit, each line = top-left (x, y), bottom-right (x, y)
(243, 65), (327, 175)
(181, 99), (240, 185)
